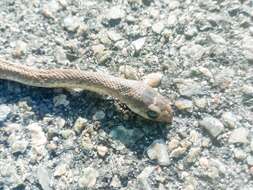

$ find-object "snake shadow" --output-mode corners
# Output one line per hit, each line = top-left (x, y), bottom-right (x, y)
(0, 80), (170, 155)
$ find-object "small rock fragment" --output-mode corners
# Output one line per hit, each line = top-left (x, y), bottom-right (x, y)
(221, 112), (237, 129)
(146, 139), (170, 166)
(180, 44), (205, 60)
(106, 6), (125, 21)
(247, 156), (253, 166)
(242, 84), (253, 96)
(169, 146), (187, 158)
(27, 123), (47, 157)
(209, 33), (226, 44)
(96, 145), (108, 157)
(175, 79), (202, 97)
(132, 37), (146, 53)
(194, 97), (207, 109)
(175, 99), (193, 111)
(54, 164), (67, 177)
(143, 72), (163, 87)
(229, 128), (249, 144)
(110, 125), (143, 146)
(119, 65), (139, 80)
(107, 30), (122, 42)
(137, 166), (156, 190)
(42, 0), (61, 19)
(60, 129), (75, 139)
(93, 110), (105, 120)
(213, 68), (234, 89)
(12, 41), (27, 58)
(233, 149), (247, 160)
(152, 21), (165, 34)
(73, 117), (88, 134)
(53, 94), (69, 107)
(168, 138), (180, 151)
(242, 37), (253, 63)
(37, 165), (52, 190)
(110, 175), (121, 188)
(199, 116), (224, 138)
(54, 47), (67, 64)
(0, 104), (11, 122)
(11, 140), (28, 154)
(63, 16), (81, 32)
(78, 167), (99, 188)
(186, 147), (201, 163)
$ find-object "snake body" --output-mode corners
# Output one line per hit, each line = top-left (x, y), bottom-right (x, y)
(0, 59), (172, 123)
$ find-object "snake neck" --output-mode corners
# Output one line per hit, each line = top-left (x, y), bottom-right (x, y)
(0, 59), (136, 98)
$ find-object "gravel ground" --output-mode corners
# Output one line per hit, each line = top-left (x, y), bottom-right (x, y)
(0, 0), (253, 189)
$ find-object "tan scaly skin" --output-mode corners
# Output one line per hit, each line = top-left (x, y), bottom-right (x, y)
(0, 59), (173, 123)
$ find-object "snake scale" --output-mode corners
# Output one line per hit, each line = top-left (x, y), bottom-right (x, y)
(0, 59), (173, 123)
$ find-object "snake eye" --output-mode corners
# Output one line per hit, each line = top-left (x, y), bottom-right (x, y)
(147, 110), (158, 119)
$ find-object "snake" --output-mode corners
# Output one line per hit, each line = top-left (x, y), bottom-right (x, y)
(0, 59), (173, 123)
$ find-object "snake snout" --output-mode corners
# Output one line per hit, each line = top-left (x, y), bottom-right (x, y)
(141, 86), (173, 123)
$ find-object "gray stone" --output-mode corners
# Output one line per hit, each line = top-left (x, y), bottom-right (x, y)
(146, 139), (170, 166)
(176, 79), (203, 97)
(143, 72), (163, 88)
(186, 147), (201, 163)
(242, 84), (253, 96)
(167, 14), (177, 27)
(107, 30), (122, 42)
(175, 99), (193, 111)
(229, 128), (249, 144)
(180, 44), (205, 60)
(152, 21), (165, 34)
(169, 146), (187, 158)
(0, 104), (11, 122)
(37, 165), (52, 190)
(11, 140), (28, 154)
(247, 156), (253, 166)
(54, 164), (68, 177)
(109, 125), (143, 146)
(106, 6), (125, 21)
(199, 116), (224, 138)
(53, 94), (69, 107)
(249, 27), (253, 36)
(60, 129), (75, 139)
(78, 167), (99, 188)
(194, 97), (207, 109)
(221, 112), (237, 129)
(213, 68), (234, 89)
(12, 40), (27, 58)
(242, 37), (253, 63)
(63, 16), (80, 32)
(73, 117), (88, 134)
(0, 161), (24, 189)
(137, 166), (155, 190)
(96, 145), (108, 157)
(54, 47), (67, 64)
(132, 37), (146, 53)
(185, 26), (198, 39)
(93, 110), (105, 120)
(110, 175), (121, 188)
(42, 0), (61, 18)
(119, 65), (139, 80)
(209, 33), (226, 44)
(233, 149), (247, 160)
(27, 123), (47, 157)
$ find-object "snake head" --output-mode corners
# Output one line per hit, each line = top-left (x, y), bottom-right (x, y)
(124, 82), (173, 123)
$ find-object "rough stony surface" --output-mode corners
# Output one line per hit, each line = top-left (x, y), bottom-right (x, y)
(0, 0), (252, 189)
